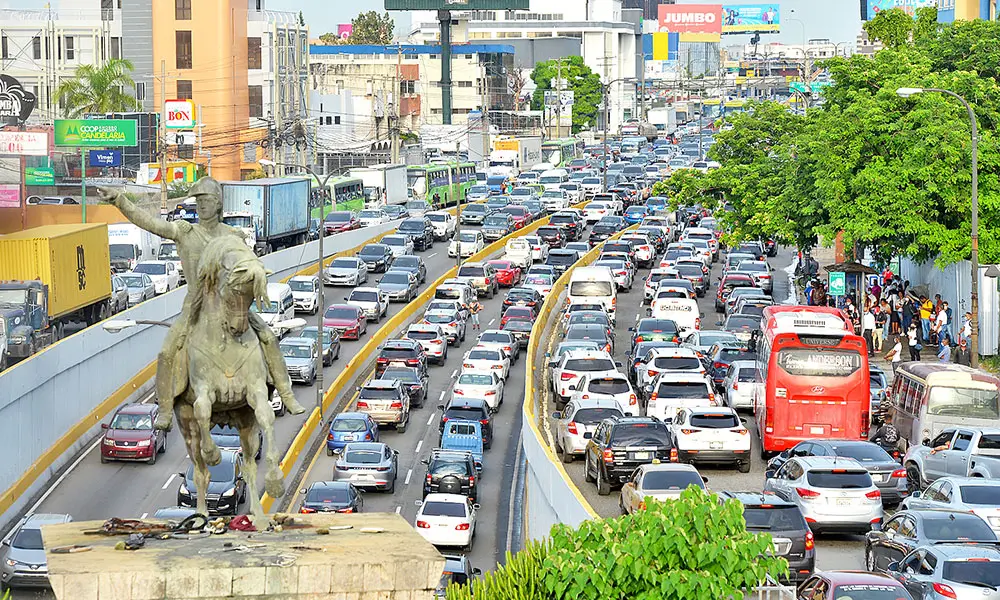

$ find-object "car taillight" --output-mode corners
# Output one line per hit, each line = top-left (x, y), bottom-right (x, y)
(567, 422), (579, 435)
(357, 401), (369, 409)
(416, 520), (431, 529)
(695, 317), (701, 329)
(629, 393), (637, 406)
(336, 507), (355, 513)
(931, 583), (957, 599)
(602, 448), (614, 463)
(455, 523), (471, 531)
(891, 469), (906, 478)
(454, 389), (465, 395)
(795, 488), (821, 499)
(432, 339), (444, 344)
(709, 393), (717, 406)
(733, 382), (739, 391)
(300, 507), (317, 514)
(364, 433), (372, 440)
(866, 489), (882, 501)
(327, 433), (334, 440)
(491, 365), (503, 370)
(560, 372), (577, 381)
(377, 357), (389, 363)
(407, 358), (421, 365)
(804, 531), (814, 551)
(681, 429), (696, 435)
(485, 391), (496, 396)
(861, 412), (870, 437)
(463, 363), (474, 369)
(650, 392), (658, 401)
(390, 402), (403, 409)
(713, 361), (725, 370)
(450, 322), (457, 327)
(669, 448), (678, 462)
(646, 369), (659, 377)
(425, 474), (432, 484)
(469, 475), (476, 486)
(376, 466), (390, 472)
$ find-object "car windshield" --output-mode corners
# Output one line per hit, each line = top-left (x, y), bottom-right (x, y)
(359, 211), (382, 219)
(504, 320), (532, 331)
(333, 418), (367, 432)
(548, 254), (577, 265)
(470, 185), (489, 195)
(427, 213), (447, 222)
(422, 501), (467, 518)
(326, 307), (359, 320)
(525, 275), (552, 286)
(384, 237), (407, 246)
(927, 387), (1000, 419)
(588, 378), (630, 395)
(458, 266), (486, 277)
(468, 350), (500, 360)
(11, 528), (44, 550)
(360, 246), (386, 257)
(959, 485), (1000, 505)
(828, 443), (893, 463)
(188, 459), (234, 482)
(741, 505), (807, 531)
(611, 422), (669, 446)
(459, 232), (479, 242)
(642, 470), (705, 491)
(726, 316), (760, 329)
(305, 486), (351, 503)
(924, 514), (998, 540)
(569, 281), (614, 296)
(805, 470), (872, 489)
(344, 450), (382, 464)
(359, 387), (401, 400)
(350, 291), (379, 303)
(121, 275), (146, 287)
(325, 212), (352, 223)
(407, 328), (439, 341)
(281, 344), (312, 359)
(573, 407), (623, 424)
(564, 357), (615, 372)
(447, 407), (485, 420)
(133, 263), (166, 275)
(425, 313), (456, 324)
(330, 258), (359, 269)
(652, 356), (702, 370)
(381, 273), (410, 285)
(690, 413), (740, 428)
(640, 320), (678, 334)
(942, 560), (1000, 588)
(110, 412), (153, 430)
(429, 458), (469, 475)
(776, 349), (862, 377)
(290, 280), (315, 293)
(484, 216), (509, 226)
(655, 382), (710, 399)
(458, 373), (494, 386)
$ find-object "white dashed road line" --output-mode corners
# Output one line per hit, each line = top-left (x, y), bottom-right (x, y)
(161, 473), (177, 490)
(404, 469), (412, 485)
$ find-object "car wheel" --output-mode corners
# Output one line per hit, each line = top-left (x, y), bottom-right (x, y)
(100, 455), (109, 464)
(396, 421), (407, 434)
(584, 456), (596, 483)
(619, 495), (628, 515)
(159, 433), (167, 454)
(738, 460), (751, 473)
(596, 465), (611, 496)
(560, 444), (574, 464)
(865, 548), (877, 572)
(385, 474), (395, 493)
(327, 447), (334, 457)
(147, 449), (157, 465)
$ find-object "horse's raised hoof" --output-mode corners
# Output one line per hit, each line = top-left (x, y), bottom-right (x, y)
(202, 445), (222, 466)
(281, 392), (307, 415)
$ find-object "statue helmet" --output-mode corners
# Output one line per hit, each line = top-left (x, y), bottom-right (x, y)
(189, 177), (223, 219)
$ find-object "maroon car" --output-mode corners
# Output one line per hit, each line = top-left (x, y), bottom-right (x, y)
(500, 305), (535, 328)
(100, 403), (166, 465)
(324, 211), (359, 234)
(715, 273), (756, 312)
(323, 304), (368, 340)
(796, 571), (913, 600)
(499, 206), (531, 230)
(487, 260), (522, 287)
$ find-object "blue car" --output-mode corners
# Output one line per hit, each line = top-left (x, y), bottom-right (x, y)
(440, 420), (484, 473)
(646, 196), (668, 214)
(624, 205), (648, 225)
(326, 412), (379, 456)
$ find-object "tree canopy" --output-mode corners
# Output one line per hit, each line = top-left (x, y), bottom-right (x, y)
(319, 11), (394, 45)
(530, 56), (602, 134)
(54, 59), (140, 118)
(655, 11), (1000, 265)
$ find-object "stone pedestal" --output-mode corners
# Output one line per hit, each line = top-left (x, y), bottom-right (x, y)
(41, 513), (445, 600)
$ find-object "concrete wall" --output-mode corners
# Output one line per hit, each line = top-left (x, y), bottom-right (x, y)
(0, 222), (400, 533)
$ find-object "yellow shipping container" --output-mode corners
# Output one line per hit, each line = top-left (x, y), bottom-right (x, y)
(0, 223), (111, 319)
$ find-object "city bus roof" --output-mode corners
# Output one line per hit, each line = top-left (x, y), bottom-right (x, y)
(896, 362), (1000, 388)
(761, 305), (852, 334)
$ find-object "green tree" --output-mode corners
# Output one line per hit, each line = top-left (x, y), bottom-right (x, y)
(529, 56), (602, 134)
(54, 59), (140, 118)
(863, 8), (915, 48)
(447, 487), (787, 600)
(348, 11), (394, 45)
(318, 32), (342, 45)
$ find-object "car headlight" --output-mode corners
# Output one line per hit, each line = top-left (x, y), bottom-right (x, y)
(137, 439), (151, 447)
(222, 487), (236, 497)
(104, 438), (115, 446)
(5, 558), (18, 567)
(179, 483), (190, 495)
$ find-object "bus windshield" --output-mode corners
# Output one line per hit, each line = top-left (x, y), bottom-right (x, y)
(407, 171), (427, 197)
(927, 386), (1000, 419)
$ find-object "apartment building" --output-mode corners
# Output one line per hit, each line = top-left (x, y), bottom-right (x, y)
(937, 0), (997, 21)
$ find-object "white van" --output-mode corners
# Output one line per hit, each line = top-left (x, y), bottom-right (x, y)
(567, 266), (618, 323)
(649, 296), (701, 335)
(258, 282), (295, 337)
(504, 238), (533, 269)
(433, 284), (476, 311)
(539, 170), (570, 192)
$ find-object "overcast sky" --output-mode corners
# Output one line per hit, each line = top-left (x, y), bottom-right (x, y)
(8, 1), (862, 47)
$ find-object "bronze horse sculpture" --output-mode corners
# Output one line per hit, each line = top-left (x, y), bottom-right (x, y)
(175, 235), (285, 525)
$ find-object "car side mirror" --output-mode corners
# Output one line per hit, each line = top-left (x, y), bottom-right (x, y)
(437, 404), (445, 411)
(910, 490), (921, 498)
(780, 450), (790, 458)
(886, 561), (900, 573)
(472, 568), (482, 577)
(583, 432), (593, 439)
(551, 411), (562, 419)
(922, 438), (931, 447)
(101, 423), (109, 429)
(413, 500), (423, 507)
(344, 297), (349, 302)
(716, 320), (724, 327)
(177, 471), (186, 479)
(420, 458), (429, 465)
(702, 476), (709, 484)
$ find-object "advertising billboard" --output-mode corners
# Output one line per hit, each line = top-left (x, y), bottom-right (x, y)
(337, 24), (353, 40)
(164, 99), (196, 129)
(54, 119), (138, 147)
(863, 0), (935, 19)
(722, 4), (781, 33)
(0, 131), (48, 156)
(89, 149), (123, 167)
(657, 4), (723, 42)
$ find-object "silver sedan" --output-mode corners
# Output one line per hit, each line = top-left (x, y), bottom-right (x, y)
(902, 476), (1000, 534)
(332, 442), (399, 492)
(324, 257), (369, 286)
(120, 272), (155, 306)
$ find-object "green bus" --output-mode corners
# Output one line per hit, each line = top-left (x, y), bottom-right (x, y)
(541, 138), (583, 167)
(306, 176), (365, 219)
(406, 161), (476, 207)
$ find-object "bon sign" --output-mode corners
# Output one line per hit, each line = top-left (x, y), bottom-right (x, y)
(165, 99), (196, 129)
(657, 4), (723, 42)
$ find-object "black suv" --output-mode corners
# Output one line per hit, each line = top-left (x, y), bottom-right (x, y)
(584, 416), (676, 495)
(549, 212), (583, 241)
(397, 218), (435, 250)
(357, 243), (393, 273)
(537, 226), (565, 248)
(546, 249), (581, 277)
(375, 339), (428, 377)
(717, 492), (816, 583)
(377, 365), (428, 408)
(589, 222), (619, 246)
(437, 397), (493, 450)
(422, 449), (479, 501)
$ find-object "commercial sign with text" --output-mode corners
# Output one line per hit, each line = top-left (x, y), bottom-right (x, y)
(722, 4), (781, 33)
(657, 4), (723, 42)
(89, 149), (123, 167)
(25, 167), (55, 185)
(0, 75), (38, 124)
(864, 0), (936, 20)
(54, 119), (138, 147)
(0, 184), (20, 208)
(0, 131), (49, 156)
(164, 99), (196, 129)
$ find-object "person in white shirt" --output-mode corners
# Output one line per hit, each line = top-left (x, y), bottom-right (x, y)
(885, 335), (903, 372)
(862, 309), (876, 357)
(935, 301), (951, 344)
(906, 325), (921, 361)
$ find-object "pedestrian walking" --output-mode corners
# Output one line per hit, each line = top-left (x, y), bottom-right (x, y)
(937, 336), (952, 363)
(874, 306), (887, 352)
(960, 311), (972, 346)
(954, 338), (972, 366)
(907, 325), (922, 362)
(936, 301), (952, 344)
(889, 293), (902, 335)
(862, 308), (876, 357)
(469, 300), (482, 331)
(919, 295), (933, 343)
(886, 335), (903, 373)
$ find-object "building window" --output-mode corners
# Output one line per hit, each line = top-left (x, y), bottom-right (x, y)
(248, 85), (262, 118)
(248, 37), (261, 70)
(135, 82), (146, 101)
(101, 0), (114, 20)
(176, 31), (192, 69)
(176, 79), (192, 100)
(457, 81), (472, 88)
(65, 36), (75, 60)
(175, 0), (191, 20)
(111, 37), (121, 60)
(401, 80), (415, 95)
(32, 36), (41, 59)
(1, 36), (7, 60)
(335, 116), (341, 125)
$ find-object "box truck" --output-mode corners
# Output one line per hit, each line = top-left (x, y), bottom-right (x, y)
(108, 223), (161, 273)
(0, 224), (113, 359)
(349, 164), (408, 208)
(489, 137), (542, 178)
(221, 178), (310, 255)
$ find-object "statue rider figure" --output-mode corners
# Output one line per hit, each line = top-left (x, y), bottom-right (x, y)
(98, 179), (306, 430)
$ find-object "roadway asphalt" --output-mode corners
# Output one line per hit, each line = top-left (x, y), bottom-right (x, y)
(541, 245), (869, 573)
(10, 227), (485, 600)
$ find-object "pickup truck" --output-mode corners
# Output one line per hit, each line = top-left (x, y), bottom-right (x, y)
(902, 426), (1000, 489)
(439, 420), (484, 473)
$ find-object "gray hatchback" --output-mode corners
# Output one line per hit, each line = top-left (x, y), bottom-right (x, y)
(1, 513), (74, 589)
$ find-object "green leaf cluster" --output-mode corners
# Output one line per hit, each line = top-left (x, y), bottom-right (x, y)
(656, 17), (1000, 266)
(55, 59), (140, 118)
(446, 487), (787, 600)
(530, 57), (602, 134)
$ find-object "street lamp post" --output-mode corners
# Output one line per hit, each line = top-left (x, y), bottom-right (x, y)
(897, 87), (980, 367)
(601, 77), (636, 193)
(261, 158), (334, 406)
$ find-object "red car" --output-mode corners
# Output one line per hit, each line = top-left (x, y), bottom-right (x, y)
(499, 206), (531, 230)
(487, 260), (522, 287)
(715, 273), (756, 312)
(500, 305), (536, 328)
(323, 304), (368, 340)
(100, 403), (166, 465)
(324, 211), (360, 234)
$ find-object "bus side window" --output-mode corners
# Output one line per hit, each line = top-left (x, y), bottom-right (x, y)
(912, 383), (926, 412)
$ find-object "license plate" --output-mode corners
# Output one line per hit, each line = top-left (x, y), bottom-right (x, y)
(873, 474), (887, 483)
(344, 434), (355, 441)
(809, 426), (825, 435)
(836, 498), (853, 506)
(633, 452), (650, 460)
(709, 442), (722, 450)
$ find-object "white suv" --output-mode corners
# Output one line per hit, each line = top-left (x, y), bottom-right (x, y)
(345, 287), (389, 322)
(567, 373), (639, 416)
(670, 407), (751, 472)
(549, 350), (620, 408)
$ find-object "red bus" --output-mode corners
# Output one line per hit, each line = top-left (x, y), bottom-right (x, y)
(753, 305), (870, 455)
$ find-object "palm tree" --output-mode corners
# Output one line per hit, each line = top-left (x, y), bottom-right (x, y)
(55, 59), (140, 117)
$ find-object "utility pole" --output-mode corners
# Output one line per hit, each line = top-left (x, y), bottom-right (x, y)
(438, 10), (453, 125)
(555, 58), (563, 139)
(159, 59), (167, 212)
(480, 62), (489, 172)
(602, 81), (609, 193)
(391, 45), (402, 164)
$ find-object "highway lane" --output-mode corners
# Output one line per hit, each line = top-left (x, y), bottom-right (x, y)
(541, 245), (868, 573)
(9, 230), (477, 600)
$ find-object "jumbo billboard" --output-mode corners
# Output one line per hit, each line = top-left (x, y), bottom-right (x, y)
(863, 0), (935, 19)
(722, 4), (781, 33)
(657, 4), (723, 42)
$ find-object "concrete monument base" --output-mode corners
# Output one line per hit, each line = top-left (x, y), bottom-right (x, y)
(41, 513), (445, 600)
